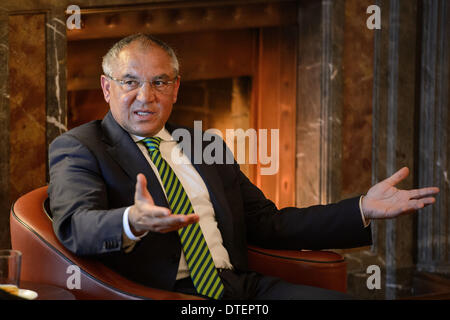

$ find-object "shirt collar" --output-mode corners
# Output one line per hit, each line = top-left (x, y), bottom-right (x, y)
(130, 126), (175, 143)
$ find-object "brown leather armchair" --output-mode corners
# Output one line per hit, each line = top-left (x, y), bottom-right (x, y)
(10, 186), (347, 300)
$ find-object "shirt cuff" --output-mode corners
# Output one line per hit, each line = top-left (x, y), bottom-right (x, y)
(123, 206), (148, 240)
(359, 195), (371, 228)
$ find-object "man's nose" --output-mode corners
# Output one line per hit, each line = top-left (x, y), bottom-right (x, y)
(136, 82), (157, 103)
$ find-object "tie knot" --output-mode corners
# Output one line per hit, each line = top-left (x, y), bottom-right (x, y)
(142, 137), (162, 153)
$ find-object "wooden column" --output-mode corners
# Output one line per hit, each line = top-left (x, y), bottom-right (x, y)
(255, 26), (297, 208)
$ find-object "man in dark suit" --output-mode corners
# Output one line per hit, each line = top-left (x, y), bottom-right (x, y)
(48, 34), (439, 299)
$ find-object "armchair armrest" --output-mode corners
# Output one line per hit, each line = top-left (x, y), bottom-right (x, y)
(10, 186), (202, 300)
(247, 245), (347, 292)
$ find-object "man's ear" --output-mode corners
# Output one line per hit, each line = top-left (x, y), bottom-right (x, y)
(172, 76), (181, 104)
(100, 75), (111, 103)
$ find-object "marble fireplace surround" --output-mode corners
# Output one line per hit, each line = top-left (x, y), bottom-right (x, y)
(65, 0), (298, 209)
(0, 0), (448, 299)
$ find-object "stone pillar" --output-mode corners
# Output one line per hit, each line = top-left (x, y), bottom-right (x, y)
(344, 0), (420, 299)
(371, 0), (419, 299)
(0, 6), (68, 250)
(296, 0), (345, 207)
(416, 0), (450, 274)
(45, 8), (68, 170)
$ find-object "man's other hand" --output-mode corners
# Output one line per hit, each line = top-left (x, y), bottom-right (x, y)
(362, 167), (439, 220)
(128, 173), (199, 235)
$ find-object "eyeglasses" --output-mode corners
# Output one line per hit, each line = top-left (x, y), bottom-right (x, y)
(105, 74), (178, 94)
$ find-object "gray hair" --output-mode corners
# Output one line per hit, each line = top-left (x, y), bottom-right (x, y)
(102, 33), (179, 77)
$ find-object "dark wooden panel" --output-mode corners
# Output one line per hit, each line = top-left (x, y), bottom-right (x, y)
(67, 29), (256, 90)
(277, 26), (297, 208)
(67, 90), (109, 129)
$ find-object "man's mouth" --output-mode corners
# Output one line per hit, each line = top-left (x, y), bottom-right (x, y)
(134, 110), (155, 118)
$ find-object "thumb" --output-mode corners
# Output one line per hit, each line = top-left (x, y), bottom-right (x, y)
(384, 167), (409, 186)
(135, 173), (155, 204)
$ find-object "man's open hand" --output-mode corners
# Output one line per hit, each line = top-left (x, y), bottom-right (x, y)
(128, 173), (199, 235)
(362, 167), (439, 220)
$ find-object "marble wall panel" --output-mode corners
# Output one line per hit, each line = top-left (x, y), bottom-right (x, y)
(345, 0), (420, 299)
(8, 14), (46, 203)
(417, 0), (450, 274)
(45, 8), (68, 153)
(296, 0), (345, 207)
(0, 10), (10, 249)
(296, 1), (324, 207)
(341, 0), (374, 199)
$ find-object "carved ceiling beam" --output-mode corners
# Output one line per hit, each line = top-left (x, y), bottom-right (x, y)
(67, 1), (297, 40)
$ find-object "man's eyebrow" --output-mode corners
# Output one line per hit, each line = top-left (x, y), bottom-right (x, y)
(151, 73), (171, 80)
(120, 73), (172, 80)
(121, 73), (139, 79)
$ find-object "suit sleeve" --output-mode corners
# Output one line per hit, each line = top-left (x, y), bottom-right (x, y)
(48, 134), (125, 256)
(237, 166), (372, 250)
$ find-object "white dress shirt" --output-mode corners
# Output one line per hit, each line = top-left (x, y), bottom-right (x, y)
(122, 127), (233, 280)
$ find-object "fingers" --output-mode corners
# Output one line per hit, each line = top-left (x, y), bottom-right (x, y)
(129, 196), (199, 234)
(132, 173), (200, 233)
(407, 197), (436, 211)
(135, 173), (155, 204)
(157, 214), (200, 233)
(408, 187), (440, 199)
(144, 214), (199, 233)
(139, 201), (171, 217)
(384, 167), (409, 186)
(128, 202), (171, 233)
(420, 197), (436, 206)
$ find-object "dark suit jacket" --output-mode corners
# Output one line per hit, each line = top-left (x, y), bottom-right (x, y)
(48, 111), (372, 291)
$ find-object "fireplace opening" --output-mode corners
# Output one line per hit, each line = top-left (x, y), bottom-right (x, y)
(170, 77), (252, 177)
(66, 1), (298, 207)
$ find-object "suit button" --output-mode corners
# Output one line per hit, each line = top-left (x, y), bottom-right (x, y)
(104, 239), (118, 249)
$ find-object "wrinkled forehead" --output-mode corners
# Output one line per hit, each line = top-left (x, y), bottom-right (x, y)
(113, 43), (175, 79)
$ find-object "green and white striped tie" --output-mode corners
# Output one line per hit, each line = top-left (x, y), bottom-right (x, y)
(142, 137), (224, 299)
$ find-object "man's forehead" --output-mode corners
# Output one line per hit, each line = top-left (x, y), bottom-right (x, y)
(114, 43), (173, 76)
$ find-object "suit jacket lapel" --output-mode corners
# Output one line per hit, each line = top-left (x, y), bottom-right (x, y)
(101, 112), (169, 208)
